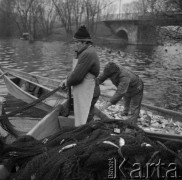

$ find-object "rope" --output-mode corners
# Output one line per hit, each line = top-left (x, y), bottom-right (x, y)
(0, 86), (63, 120)
(0, 106), (23, 137)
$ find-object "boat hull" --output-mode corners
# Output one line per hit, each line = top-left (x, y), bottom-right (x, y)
(94, 105), (182, 143)
(1, 67), (182, 143)
(0, 67), (66, 112)
(27, 107), (61, 140)
(4, 77), (53, 112)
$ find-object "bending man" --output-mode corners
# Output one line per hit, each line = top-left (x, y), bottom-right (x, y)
(98, 61), (144, 125)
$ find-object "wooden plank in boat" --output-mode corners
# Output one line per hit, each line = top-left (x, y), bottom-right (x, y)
(9, 117), (39, 132)
(145, 130), (182, 143)
(58, 115), (75, 127)
(27, 108), (61, 140)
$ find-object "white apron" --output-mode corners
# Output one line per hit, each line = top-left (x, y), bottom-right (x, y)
(72, 58), (95, 126)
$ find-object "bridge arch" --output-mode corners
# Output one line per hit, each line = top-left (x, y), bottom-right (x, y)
(116, 28), (128, 41)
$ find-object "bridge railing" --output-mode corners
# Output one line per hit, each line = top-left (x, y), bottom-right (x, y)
(99, 12), (182, 22)
(100, 13), (142, 21)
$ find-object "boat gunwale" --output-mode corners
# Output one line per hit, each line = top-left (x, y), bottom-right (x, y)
(2, 67), (67, 98)
(94, 105), (182, 143)
(0, 67), (66, 112)
(3, 67), (61, 88)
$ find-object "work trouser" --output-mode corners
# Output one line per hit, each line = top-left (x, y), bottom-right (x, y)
(123, 79), (144, 122)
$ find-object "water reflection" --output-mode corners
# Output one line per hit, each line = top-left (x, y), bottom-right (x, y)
(0, 39), (182, 110)
(0, 39), (73, 79)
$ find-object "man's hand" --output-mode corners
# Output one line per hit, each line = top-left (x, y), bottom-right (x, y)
(100, 101), (112, 111)
(60, 79), (67, 90)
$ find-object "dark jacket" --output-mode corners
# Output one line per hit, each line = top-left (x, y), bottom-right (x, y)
(98, 62), (143, 104)
(67, 46), (100, 86)
(67, 45), (100, 98)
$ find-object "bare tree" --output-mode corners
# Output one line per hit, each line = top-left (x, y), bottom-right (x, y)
(0, 0), (16, 37)
(8, 0), (57, 40)
(72, 0), (85, 30)
(150, 0), (182, 43)
(52, 0), (115, 37)
(52, 0), (74, 35)
(83, 0), (100, 33)
(14, 0), (35, 33)
(121, 0), (182, 43)
(37, 0), (57, 38)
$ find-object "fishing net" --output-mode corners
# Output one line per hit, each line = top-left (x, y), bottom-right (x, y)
(0, 136), (5, 154)
(0, 86), (72, 142)
(1, 120), (182, 180)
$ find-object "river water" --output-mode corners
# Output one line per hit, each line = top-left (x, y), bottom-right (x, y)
(0, 38), (182, 111)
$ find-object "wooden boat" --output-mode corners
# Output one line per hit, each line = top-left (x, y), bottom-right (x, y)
(27, 105), (75, 140)
(98, 93), (182, 143)
(24, 89), (182, 143)
(1, 94), (182, 179)
(26, 104), (182, 143)
(1, 66), (182, 143)
(0, 66), (67, 112)
(20, 32), (29, 40)
(0, 104), (72, 179)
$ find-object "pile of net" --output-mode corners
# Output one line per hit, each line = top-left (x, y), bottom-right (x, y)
(1, 120), (182, 180)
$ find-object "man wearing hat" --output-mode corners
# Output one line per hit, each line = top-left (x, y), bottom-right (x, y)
(98, 61), (144, 125)
(61, 25), (100, 126)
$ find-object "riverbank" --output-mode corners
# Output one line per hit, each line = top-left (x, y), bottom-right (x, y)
(46, 22), (120, 44)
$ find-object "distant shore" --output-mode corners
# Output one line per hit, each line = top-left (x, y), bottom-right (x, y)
(46, 23), (120, 43)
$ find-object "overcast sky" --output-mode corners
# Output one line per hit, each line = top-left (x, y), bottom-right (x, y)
(118, 0), (137, 7)
(113, 0), (137, 13)
(120, 0), (136, 4)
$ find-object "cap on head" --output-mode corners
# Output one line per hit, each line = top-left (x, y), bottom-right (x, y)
(74, 25), (92, 42)
(104, 62), (120, 76)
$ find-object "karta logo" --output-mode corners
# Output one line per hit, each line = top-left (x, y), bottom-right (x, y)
(108, 157), (182, 179)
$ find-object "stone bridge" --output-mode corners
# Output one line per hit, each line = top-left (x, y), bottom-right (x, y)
(101, 13), (182, 45)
